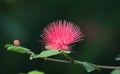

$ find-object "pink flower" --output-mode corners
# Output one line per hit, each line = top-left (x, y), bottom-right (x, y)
(41, 20), (83, 50)
(13, 39), (20, 46)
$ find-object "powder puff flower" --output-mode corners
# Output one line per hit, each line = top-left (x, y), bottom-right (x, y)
(41, 20), (83, 50)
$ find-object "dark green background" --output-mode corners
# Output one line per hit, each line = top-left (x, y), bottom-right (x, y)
(0, 0), (120, 74)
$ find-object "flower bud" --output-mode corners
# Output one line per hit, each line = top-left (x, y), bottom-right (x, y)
(13, 39), (20, 46)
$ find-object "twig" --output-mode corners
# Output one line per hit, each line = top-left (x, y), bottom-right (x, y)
(44, 58), (120, 69)
(96, 65), (120, 69)
(44, 58), (71, 63)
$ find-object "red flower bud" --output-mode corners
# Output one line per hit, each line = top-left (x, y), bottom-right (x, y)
(13, 39), (20, 46)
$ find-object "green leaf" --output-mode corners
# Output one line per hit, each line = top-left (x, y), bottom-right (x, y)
(37, 50), (60, 58)
(82, 62), (96, 72)
(28, 70), (45, 74)
(5, 44), (33, 54)
(111, 69), (120, 74)
(115, 57), (120, 61)
(4, 44), (14, 48)
(115, 55), (120, 61)
(7, 46), (32, 54)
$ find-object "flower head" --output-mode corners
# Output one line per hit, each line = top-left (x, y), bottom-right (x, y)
(41, 20), (83, 50)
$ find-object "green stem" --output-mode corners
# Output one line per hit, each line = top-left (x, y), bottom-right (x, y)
(43, 57), (120, 69)
(96, 65), (120, 69)
(60, 51), (74, 63)
(44, 58), (71, 63)
(30, 52), (120, 70)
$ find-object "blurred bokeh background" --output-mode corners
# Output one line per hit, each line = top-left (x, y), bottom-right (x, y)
(0, 0), (120, 74)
